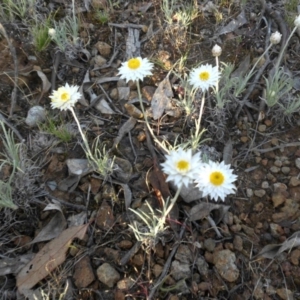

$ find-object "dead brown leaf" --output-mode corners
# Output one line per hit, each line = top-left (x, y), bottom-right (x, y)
(16, 223), (89, 295)
(189, 202), (230, 224)
(254, 231), (300, 260)
(151, 76), (173, 120)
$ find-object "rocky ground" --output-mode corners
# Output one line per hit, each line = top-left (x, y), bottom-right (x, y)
(1, 0), (300, 299)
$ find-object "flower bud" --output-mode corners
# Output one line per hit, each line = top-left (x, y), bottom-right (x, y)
(295, 15), (300, 27)
(212, 44), (222, 57)
(48, 28), (56, 38)
(270, 31), (282, 44)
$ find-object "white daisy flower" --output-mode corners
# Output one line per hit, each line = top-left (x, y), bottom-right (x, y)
(118, 57), (153, 82)
(161, 148), (202, 189)
(270, 31), (282, 45)
(50, 83), (81, 111)
(195, 161), (237, 201)
(295, 15), (300, 27)
(188, 64), (219, 91)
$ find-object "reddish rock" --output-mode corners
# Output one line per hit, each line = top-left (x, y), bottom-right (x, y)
(73, 256), (95, 288)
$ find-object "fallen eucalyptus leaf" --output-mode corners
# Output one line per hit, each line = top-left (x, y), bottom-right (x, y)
(151, 76), (173, 120)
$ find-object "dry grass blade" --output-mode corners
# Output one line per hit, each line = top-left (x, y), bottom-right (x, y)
(16, 223), (89, 295)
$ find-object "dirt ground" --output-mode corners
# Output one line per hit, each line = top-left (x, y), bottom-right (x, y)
(1, 0), (300, 299)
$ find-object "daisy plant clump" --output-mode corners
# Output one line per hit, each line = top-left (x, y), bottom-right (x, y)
(50, 83), (113, 177)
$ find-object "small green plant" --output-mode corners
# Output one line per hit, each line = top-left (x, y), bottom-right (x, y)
(0, 121), (23, 209)
(129, 199), (170, 250)
(94, 9), (109, 25)
(90, 137), (114, 178)
(264, 67), (293, 108)
(162, 0), (198, 27)
(49, 0), (80, 54)
(30, 19), (51, 52)
(2, 0), (36, 22)
(279, 95), (300, 116)
(39, 117), (73, 143)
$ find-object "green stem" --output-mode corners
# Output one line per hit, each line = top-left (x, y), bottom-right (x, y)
(248, 43), (273, 79)
(70, 107), (93, 160)
(163, 186), (182, 218)
(136, 81), (168, 154)
(275, 26), (298, 70)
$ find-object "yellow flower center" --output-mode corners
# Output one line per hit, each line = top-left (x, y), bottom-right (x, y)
(128, 58), (141, 70)
(209, 171), (225, 186)
(176, 160), (190, 172)
(60, 91), (70, 102)
(199, 71), (210, 81)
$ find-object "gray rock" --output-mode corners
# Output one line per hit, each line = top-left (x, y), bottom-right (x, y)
(296, 158), (300, 169)
(171, 260), (191, 280)
(213, 249), (239, 282)
(25, 106), (46, 127)
(97, 263), (120, 287)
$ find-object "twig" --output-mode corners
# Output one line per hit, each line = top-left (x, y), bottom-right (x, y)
(250, 141), (300, 154)
(108, 23), (146, 29)
(0, 23), (18, 117)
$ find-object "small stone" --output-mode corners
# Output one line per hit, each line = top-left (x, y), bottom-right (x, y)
(117, 278), (135, 290)
(114, 290), (126, 300)
(171, 260), (191, 280)
(253, 202), (264, 212)
(213, 249), (239, 282)
(258, 124), (266, 132)
(271, 138), (279, 145)
(273, 182), (287, 193)
(264, 119), (272, 126)
(175, 244), (192, 263)
(271, 193), (286, 208)
(73, 256), (95, 288)
(118, 87), (130, 100)
(195, 257), (209, 277)
(25, 106), (46, 127)
(240, 136), (248, 143)
(95, 41), (111, 57)
(110, 88), (118, 100)
(204, 238), (216, 252)
(269, 223), (283, 238)
(270, 166), (280, 173)
(281, 167), (290, 174)
(254, 189), (266, 197)
(233, 235), (243, 251)
(97, 263), (120, 288)
(274, 160), (283, 167)
(118, 240), (133, 250)
(295, 158), (300, 169)
(93, 55), (107, 67)
(131, 253), (144, 267)
(246, 188), (253, 197)
(198, 282), (211, 292)
(96, 200), (115, 230)
(152, 264), (163, 277)
(290, 249), (300, 265)
(261, 181), (269, 189)
(289, 176), (300, 187)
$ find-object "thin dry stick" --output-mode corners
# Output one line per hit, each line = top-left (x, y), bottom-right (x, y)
(0, 23), (18, 117)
